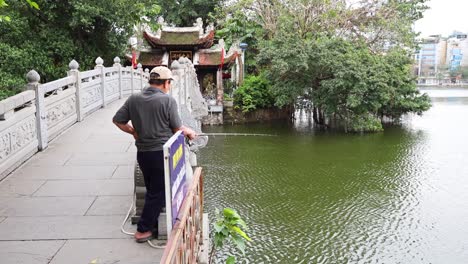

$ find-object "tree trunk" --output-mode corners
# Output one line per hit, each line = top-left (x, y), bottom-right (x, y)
(313, 106), (319, 124)
(318, 108), (325, 125)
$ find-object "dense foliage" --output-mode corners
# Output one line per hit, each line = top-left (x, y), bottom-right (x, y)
(233, 74), (274, 113)
(212, 9), (263, 76)
(0, 0), (157, 100)
(1, 0), (432, 132)
(259, 35), (430, 131)
(158, 0), (222, 26)
(215, 0), (431, 131)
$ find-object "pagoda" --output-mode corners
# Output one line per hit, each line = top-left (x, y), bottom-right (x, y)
(128, 17), (242, 119)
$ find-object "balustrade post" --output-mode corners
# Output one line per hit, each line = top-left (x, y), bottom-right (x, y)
(113, 57), (123, 99)
(217, 68), (223, 105)
(95, 57), (106, 108)
(137, 63), (143, 91)
(144, 68), (149, 91)
(170, 60), (183, 104)
(130, 66), (134, 94)
(184, 60), (189, 106)
(178, 58), (187, 105)
(68, 59), (83, 122)
(27, 70), (48, 150)
(144, 68), (149, 83)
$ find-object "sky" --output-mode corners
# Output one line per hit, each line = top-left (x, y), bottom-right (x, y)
(414, 0), (468, 37)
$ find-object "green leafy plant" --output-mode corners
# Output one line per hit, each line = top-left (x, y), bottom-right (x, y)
(223, 93), (233, 101)
(233, 74), (274, 113)
(210, 208), (251, 264)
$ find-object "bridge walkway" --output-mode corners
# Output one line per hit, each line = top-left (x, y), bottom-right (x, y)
(0, 98), (164, 263)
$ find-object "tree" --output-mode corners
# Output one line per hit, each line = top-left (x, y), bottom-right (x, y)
(157, 0), (223, 26)
(238, 0), (428, 51)
(259, 32), (430, 132)
(231, 0), (431, 131)
(0, 0), (156, 100)
(211, 7), (264, 75)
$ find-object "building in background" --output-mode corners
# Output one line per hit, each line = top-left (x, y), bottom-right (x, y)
(128, 17), (241, 103)
(415, 35), (442, 84)
(446, 32), (468, 71)
(415, 32), (468, 84)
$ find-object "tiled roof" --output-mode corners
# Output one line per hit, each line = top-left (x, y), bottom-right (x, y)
(143, 30), (215, 49)
(198, 51), (239, 67)
(138, 51), (165, 66)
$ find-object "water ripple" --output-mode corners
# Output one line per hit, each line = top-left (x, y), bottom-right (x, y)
(201, 94), (468, 263)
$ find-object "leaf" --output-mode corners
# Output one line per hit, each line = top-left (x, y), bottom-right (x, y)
(4, 16), (11, 22)
(226, 256), (236, 264)
(221, 227), (229, 236)
(223, 208), (237, 218)
(214, 233), (225, 248)
(213, 222), (224, 232)
(26, 0), (39, 10)
(234, 218), (247, 229)
(230, 234), (246, 254)
(231, 226), (251, 241)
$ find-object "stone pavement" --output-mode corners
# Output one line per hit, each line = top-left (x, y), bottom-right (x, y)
(0, 98), (164, 264)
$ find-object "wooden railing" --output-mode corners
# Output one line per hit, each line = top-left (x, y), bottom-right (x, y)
(161, 167), (205, 264)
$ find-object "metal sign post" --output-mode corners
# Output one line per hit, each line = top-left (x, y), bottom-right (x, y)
(163, 131), (188, 236)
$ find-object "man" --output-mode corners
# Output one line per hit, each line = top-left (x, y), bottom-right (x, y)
(112, 66), (196, 242)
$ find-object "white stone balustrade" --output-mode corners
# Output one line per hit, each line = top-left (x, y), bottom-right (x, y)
(0, 57), (149, 180)
(168, 57), (209, 183)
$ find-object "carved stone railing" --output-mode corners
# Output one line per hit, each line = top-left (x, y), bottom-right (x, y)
(161, 167), (206, 264)
(0, 89), (37, 179)
(0, 57), (149, 180)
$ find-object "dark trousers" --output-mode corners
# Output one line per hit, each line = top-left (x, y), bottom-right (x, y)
(136, 150), (165, 233)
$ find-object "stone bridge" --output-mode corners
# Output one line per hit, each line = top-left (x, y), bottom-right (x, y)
(0, 57), (208, 263)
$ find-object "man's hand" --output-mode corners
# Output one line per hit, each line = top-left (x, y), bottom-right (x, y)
(177, 126), (197, 140)
(132, 130), (139, 140)
(113, 120), (138, 140)
(185, 129), (197, 140)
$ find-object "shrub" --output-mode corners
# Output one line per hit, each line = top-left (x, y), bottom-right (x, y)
(233, 74), (274, 113)
(348, 114), (383, 133)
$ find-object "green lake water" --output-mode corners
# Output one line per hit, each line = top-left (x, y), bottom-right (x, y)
(199, 87), (468, 264)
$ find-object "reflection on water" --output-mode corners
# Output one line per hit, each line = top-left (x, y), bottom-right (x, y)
(199, 87), (468, 263)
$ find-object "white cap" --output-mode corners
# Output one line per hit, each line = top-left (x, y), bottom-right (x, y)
(150, 66), (174, 80)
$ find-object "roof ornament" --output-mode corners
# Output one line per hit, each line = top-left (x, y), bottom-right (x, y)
(157, 16), (165, 25)
(155, 17), (165, 38)
(219, 39), (225, 51)
(156, 28), (162, 38)
(195, 18), (203, 28)
(206, 22), (214, 34)
(195, 18), (203, 36)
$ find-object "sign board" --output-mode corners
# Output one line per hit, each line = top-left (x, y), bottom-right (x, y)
(163, 131), (188, 234)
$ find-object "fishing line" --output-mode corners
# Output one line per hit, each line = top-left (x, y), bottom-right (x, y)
(197, 133), (277, 137)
